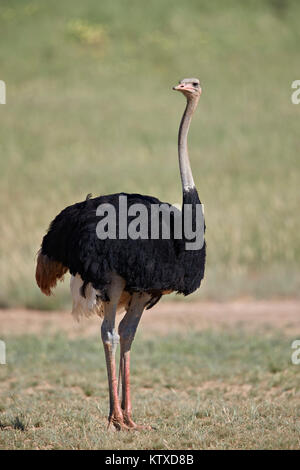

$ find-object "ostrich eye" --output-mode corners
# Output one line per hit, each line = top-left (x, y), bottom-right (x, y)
(193, 82), (199, 87)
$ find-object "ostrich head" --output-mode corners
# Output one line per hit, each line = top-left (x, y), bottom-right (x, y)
(173, 78), (202, 99)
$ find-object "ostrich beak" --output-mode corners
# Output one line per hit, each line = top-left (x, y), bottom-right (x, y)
(172, 83), (196, 93)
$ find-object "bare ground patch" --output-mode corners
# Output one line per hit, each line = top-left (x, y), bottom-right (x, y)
(0, 300), (299, 337)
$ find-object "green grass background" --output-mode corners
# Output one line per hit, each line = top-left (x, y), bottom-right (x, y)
(1, 328), (299, 449)
(0, 0), (299, 308)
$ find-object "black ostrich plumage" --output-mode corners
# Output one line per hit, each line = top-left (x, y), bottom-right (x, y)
(40, 189), (206, 303)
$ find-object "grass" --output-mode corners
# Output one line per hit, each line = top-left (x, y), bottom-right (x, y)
(0, 327), (299, 449)
(0, 0), (300, 308)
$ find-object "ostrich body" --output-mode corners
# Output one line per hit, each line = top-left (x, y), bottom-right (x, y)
(36, 78), (206, 430)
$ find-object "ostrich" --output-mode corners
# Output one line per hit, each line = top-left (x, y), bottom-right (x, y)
(36, 78), (206, 430)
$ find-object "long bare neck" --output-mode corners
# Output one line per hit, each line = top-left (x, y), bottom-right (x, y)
(178, 96), (199, 192)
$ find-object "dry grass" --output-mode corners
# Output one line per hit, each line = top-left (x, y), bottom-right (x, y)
(0, 301), (300, 449)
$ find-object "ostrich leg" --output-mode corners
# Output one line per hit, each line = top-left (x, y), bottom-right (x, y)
(118, 292), (151, 429)
(101, 275), (127, 430)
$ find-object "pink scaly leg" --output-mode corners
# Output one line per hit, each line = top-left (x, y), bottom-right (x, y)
(101, 275), (129, 431)
(118, 292), (152, 430)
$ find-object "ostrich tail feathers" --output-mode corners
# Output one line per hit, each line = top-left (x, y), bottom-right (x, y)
(35, 250), (68, 296)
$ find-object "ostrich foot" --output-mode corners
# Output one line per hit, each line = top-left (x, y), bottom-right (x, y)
(122, 413), (153, 430)
(107, 412), (130, 431)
